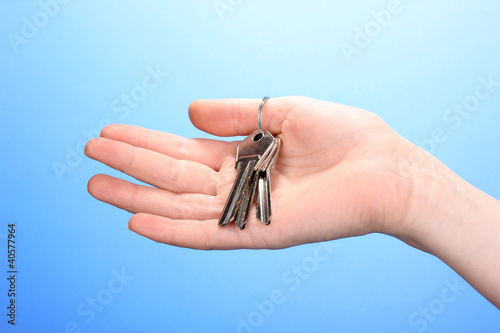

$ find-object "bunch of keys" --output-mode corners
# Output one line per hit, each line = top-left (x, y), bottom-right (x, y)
(218, 97), (281, 229)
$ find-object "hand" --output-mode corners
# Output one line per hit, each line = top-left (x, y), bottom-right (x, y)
(86, 96), (500, 307)
(85, 96), (419, 249)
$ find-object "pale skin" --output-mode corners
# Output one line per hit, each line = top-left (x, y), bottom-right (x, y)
(84, 96), (500, 308)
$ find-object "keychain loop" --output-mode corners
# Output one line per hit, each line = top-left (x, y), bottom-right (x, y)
(258, 96), (270, 132)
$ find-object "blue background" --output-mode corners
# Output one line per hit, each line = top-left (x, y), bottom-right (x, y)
(1, 0), (500, 332)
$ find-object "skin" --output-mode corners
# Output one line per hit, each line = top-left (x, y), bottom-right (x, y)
(84, 96), (500, 308)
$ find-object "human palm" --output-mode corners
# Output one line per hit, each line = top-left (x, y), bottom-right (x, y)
(85, 96), (413, 249)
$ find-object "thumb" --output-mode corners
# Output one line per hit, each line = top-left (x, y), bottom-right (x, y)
(188, 97), (294, 137)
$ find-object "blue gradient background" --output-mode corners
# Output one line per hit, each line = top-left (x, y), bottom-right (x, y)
(1, 1), (499, 332)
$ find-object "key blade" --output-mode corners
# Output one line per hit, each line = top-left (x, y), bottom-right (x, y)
(235, 169), (259, 229)
(218, 157), (258, 226)
(256, 169), (272, 225)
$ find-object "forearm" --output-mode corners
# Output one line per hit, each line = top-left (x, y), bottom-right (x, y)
(407, 154), (500, 308)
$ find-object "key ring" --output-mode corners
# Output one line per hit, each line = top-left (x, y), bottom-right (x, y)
(258, 96), (270, 132)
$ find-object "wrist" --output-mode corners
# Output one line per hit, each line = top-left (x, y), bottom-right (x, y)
(399, 146), (500, 306)
(404, 150), (499, 255)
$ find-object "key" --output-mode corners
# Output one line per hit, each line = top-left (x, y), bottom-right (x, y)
(234, 166), (259, 229)
(219, 157), (257, 226)
(256, 138), (280, 225)
(256, 168), (271, 224)
(218, 130), (275, 229)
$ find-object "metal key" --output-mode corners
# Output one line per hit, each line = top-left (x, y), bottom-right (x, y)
(256, 138), (280, 225)
(218, 130), (275, 229)
(256, 168), (271, 224)
(234, 166), (259, 229)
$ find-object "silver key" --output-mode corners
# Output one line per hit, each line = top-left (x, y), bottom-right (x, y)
(219, 157), (257, 226)
(256, 168), (271, 224)
(234, 166), (259, 229)
(219, 130), (275, 229)
(256, 138), (280, 224)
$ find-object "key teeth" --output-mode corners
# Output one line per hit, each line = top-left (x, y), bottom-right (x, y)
(219, 216), (246, 229)
(257, 216), (271, 225)
(256, 213), (269, 225)
(218, 220), (231, 227)
(236, 219), (246, 230)
(256, 211), (271, 225)
(219, 211), (237, 227)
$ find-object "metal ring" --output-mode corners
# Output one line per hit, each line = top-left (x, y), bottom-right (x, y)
(258, 96), (270, 132)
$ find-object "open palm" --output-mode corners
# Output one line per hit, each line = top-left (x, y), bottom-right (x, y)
(85, 97), (415, 249)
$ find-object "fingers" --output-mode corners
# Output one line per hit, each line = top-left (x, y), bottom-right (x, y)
(128, 213), (273, 250)
(99, 124), (235, 171)
(85, 137), (217, 195)
(88, 175), (284, 250)
(188, 97), (297, 137)
(88, 174), (222, 220)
